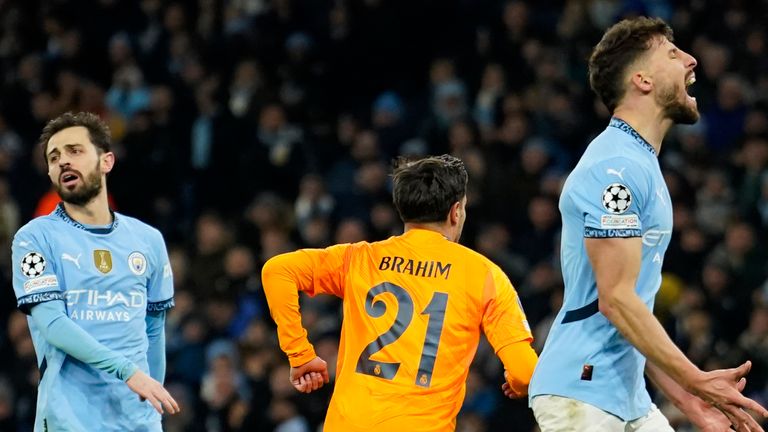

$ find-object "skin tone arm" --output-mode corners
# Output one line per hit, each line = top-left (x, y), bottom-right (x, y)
(586, 237), (767, 431)
(645, 361), (734, 431)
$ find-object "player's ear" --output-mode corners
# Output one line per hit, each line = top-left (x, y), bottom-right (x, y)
(630, 71), (653, 94)
(101, 151), (115, 174)
(449, 200), (461, 225)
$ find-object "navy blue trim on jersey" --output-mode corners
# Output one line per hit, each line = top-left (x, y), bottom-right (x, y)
(584, 227), (642, 238)
(54, 203), (118, 234)
(562, 299), (600, 323)
(147, 298), (175, 312)
(608, 117), (657, 156)
(40, 356), (48, 379)
(17, 291), (65, 314)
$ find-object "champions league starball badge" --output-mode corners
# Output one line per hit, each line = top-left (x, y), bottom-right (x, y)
(21, 252), (46, 278)
(602, 183), (632, 214)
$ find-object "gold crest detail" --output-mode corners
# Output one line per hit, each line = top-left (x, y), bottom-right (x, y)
(93, 250), (112, 274)
(374, 364), (381, 376)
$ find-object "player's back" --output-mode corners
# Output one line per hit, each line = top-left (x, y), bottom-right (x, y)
(325, 229), (525, 431)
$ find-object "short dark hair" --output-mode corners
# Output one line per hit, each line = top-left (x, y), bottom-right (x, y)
(392, 154), (468, 223)
(38, 112), (112, 160)
(589, 17), (673, 113)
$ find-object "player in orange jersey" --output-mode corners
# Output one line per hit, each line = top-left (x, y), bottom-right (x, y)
(262, 154), (537, 431)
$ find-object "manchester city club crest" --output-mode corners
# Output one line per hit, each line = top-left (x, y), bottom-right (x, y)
(128, 252), (147, 276)
(93, 249), (113, 274)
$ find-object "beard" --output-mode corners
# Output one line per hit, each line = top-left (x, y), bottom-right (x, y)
(56, 162), (103, 206)
(657, 81), (699, 125)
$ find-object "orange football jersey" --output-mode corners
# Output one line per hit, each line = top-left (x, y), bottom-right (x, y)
(263, 229), (533, 431)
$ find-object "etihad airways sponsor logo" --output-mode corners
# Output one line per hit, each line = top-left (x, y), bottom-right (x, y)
(69, 309), (131, 322)
(64, 289), (145, 308)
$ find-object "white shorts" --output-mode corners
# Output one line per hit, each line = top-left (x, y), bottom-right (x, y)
(531, 395), (674, 432)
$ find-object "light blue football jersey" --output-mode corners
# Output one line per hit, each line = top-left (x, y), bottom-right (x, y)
(529, 118), (673, 421)
(11, 203), (174, 432)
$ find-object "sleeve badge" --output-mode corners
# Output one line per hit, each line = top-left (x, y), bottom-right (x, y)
(21, 252), (46, 278)
(602, 183), (632, 214)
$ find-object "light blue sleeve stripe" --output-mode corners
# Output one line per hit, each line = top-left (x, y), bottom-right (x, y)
(30, 300), (138, 381)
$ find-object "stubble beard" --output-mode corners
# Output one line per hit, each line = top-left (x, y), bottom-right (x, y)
(658, 81), (700, 125)
(56, 161), (103, 206)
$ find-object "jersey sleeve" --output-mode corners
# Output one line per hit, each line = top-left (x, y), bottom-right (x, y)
(481, 264), (533, 352)
(146, 228), (174, 312)
(571, 157), (651, 239)
(262, 244), (350, 366)
(12, 225), (64, 314)
(31, 300), (138, 381)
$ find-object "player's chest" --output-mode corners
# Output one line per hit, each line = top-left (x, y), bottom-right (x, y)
(641, 181), (673, 249)
(646, 179), (672, 223)
(52, 232), (152, 290)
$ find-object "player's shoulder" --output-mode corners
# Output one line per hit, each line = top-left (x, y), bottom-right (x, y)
(585, 124), (656, 167)
(570, 144), (652, 186)
(451, 241), (505, 275)
(14, 213), (62, 240)
(340, 239), (377, 257)
(115, 212), (164, 238)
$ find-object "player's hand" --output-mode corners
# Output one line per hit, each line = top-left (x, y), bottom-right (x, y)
(691, 361), (767, 432)
(126, 370), (180, 415)
(290, 356), (330, 394)
(500, 370), (527, 399)
(680, 392), (733, 431)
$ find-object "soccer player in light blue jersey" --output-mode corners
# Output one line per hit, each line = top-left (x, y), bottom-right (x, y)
(11, 112), (180, 431)
(527, 17), (767, 432)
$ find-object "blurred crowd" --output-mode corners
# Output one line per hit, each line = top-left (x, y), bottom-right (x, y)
(0, 0), (767, 431)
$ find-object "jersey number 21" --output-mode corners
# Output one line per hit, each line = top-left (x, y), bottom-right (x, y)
(355, 282), (448, 388)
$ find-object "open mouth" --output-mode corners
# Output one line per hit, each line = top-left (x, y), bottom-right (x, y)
(684, 73), (696, 102)
(60, 172), (80, 187)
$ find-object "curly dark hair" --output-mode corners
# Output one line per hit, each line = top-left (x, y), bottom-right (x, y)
(392, 154), (468, 223)
(589, 17), (673, 113)
(38, 111), (112, 161)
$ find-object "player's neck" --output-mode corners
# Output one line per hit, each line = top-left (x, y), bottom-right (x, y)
(62, 192), (113, 226)
(612, 105), (672, 155)
(403, 222), (454, 242)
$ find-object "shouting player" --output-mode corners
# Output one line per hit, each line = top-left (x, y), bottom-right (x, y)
(262, 154), (537, 431)
(11, 112), (179, 431)
(528, 17), (767, 431)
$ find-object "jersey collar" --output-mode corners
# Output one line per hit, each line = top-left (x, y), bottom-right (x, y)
(54, 202), (119, 234)
(609, 117), (657, 157)
(403, 228), (450, 243)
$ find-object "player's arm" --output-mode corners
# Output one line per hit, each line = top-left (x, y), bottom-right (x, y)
(499, 341), (538, 398)
(145, 230), (175, 384)
(480, 265), (538, 398)
(645, 361), (732, 431)
(29, 300), (179, 414)
(587, 237), (767, 429)
(10, 229), (136, 379)
(145, 310), (166, 383)
(262, 245), (348, 391)
(587, 236), (698, 382)
(30, 300), (138, 379)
